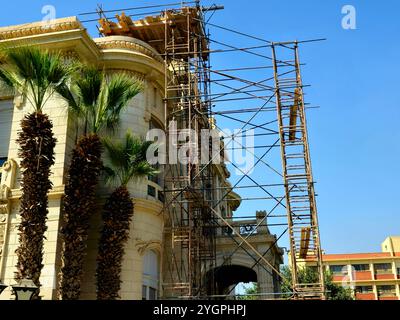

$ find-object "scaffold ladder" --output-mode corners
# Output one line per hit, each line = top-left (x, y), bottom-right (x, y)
(272, 43), (325, 299)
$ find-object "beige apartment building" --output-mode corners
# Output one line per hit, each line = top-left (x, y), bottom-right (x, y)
(0, 16), (283, 300)
(298, 236), (400, 300)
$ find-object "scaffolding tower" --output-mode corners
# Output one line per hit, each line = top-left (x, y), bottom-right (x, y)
(161, 6), (217, 298)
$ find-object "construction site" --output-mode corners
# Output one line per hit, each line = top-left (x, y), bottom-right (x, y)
(0, 0), (327, 300)
(92, 0), (325, 299)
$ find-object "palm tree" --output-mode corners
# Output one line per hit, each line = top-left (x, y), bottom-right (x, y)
(0, 46), (74, 292)
(57, 67), (143, 300)
(96, 132), (158, 300)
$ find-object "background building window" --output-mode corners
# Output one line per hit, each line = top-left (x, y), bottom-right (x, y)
(377, 285), (396, 297)
(355, 286), (373, 294)
(142, 250), (159, 300)
(374, 263), (392, 274)
(352, 264), (370, 271)
(329, 265), (347, 275)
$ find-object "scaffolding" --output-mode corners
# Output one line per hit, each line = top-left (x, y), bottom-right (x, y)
(93, 0), (326, 300)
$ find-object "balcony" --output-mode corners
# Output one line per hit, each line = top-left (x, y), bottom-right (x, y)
(355, 293), (376, 300)
(332, 274), (348, 282)
(354, 271), (372, 281)
(378, 296), (398, 300)
(374, 273), (395, 280)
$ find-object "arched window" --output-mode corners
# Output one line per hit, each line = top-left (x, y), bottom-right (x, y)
(142, 250), (159, 300)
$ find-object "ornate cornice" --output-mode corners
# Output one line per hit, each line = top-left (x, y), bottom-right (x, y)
(134, 197), (164, 215)
(95, 37), (164, 63)
(0, 17), (82, 41)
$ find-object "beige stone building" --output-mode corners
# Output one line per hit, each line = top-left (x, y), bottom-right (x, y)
(0, 17), (283, 300)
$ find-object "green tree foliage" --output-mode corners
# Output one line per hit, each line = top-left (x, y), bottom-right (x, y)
(58, 67), (143, 300)
(237, 283), (258, 300)
(280, 266), (353, 300)
(96, 132), (158, 300)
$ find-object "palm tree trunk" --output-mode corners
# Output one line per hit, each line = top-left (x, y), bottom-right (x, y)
(96, 185), (134, 300)
(59, 134), (103, 300)
(15, 112), (56, 290)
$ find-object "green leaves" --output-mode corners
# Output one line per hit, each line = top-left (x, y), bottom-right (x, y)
(0, 46), (76, 112)
(280, 265), (354, 300)
(58, 66), (143, 134)
(102, 131), (159, 187)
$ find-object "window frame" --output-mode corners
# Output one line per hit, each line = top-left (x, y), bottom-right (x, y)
(352, 264), (370, 272)
(329, 265), (347, 275)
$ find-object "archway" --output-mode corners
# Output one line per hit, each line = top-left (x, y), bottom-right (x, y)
(205, 265), (257, 299)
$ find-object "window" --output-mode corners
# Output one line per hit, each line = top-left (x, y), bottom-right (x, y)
(397, 267), (400, 276)
(352, 264), (370, 271)
(0, 100), (13, 160)
(0, 157), (6, 181)
(374, 263), (392, 274)
(142, 285), (147, 300)
(153, 87), (158, 109)
(142, 250), (159, 300)
(149, 287), (157, 300)
(147, 185), (156, 197)
(355, 286), (373, 294)
(329, 265), (347, 275)
(157, 190), (165, 203)
(148, 118), (163, 186)
(377, 285), (396, 297)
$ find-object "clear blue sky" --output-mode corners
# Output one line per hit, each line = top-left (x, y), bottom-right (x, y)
(1, 0), (399, 255)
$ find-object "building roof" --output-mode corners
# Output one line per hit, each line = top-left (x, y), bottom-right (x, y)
(301, 252), (400, 262)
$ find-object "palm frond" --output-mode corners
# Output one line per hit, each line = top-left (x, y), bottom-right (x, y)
(0, 46), (77, 111)
(94, 73), (143, 133)
(103, 132), (158, 186)
(102, 165), (118, 186)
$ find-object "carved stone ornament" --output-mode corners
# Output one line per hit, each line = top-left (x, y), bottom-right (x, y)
(96, 38), (163, 63)
(0, 185), (10, 202)
(1, 159), (17, 189)
(0, 205), (8, 215)
(0, 18), (81, 40)
(135, 239), (161, 255)
(13, 93), (25, 109)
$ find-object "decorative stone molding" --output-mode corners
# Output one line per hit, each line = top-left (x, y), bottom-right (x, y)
(134, 198), (163, 216)
(106, 68), (145, 82)
(0, 204), (8, 215)
(13, 93), (25, 109)
(0, 17), (82, 40)
(135, 239), (161, 255)
(62, 50), (80, 62)
(0, 159), (17, 189)
(0, 185), (10, 203)
(95, 37), (164, 64)
(143, 109), (152, 122)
